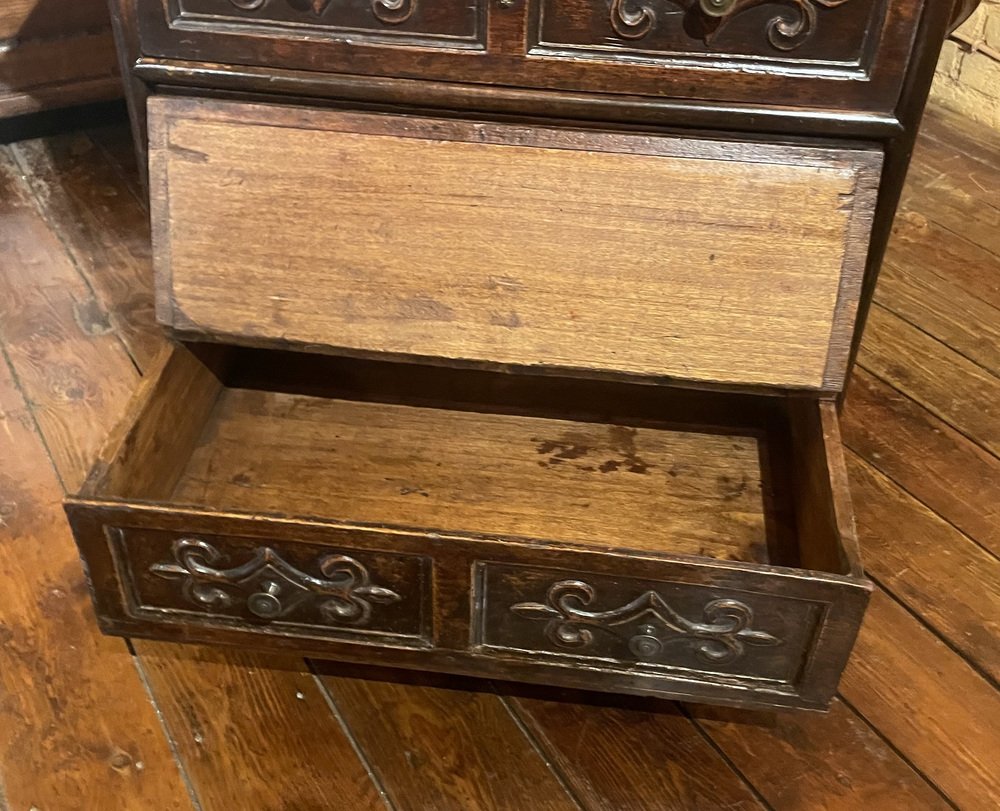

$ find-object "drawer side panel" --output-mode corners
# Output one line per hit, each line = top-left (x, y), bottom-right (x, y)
(150, 96), (882, 390)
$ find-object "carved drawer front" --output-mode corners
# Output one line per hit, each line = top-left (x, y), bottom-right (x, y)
(110, 527), (433, 645)
(150, 95), (883, 391)
(477, 564), (824, 686)
(167, 0), (482, 46)
(534, 0), (883, 66)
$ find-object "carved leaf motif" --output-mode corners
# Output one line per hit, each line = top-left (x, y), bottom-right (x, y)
(511, 581), (782, 665)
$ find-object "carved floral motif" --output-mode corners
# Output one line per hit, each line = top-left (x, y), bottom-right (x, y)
(151, 537), (401, 625)
(511, 580), (781, 664)
(610, 0), (853, 51)
(226, 0), (416, 25)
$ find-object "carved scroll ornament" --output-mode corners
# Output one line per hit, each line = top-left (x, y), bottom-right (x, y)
(151, 537), (401, 625)
(610, 0), (853, 51)
(511, 580), (781, 664)
(227, 0), (416, 25)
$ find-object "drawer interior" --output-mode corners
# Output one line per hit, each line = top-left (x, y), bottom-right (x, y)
(78, 344), (860, 578)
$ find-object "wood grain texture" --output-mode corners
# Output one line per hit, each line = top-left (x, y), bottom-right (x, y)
(845, 451), (1000, 682)
(10, 134), (162, 369)
(858, 304), (1000, 457)
(0, 149), (192, 810)
(0, 148), (137, 489)
(842, 369), (1000, 555)
(133, 644), (387, 811)
(172, 386), (772, 562)
(126, 0), (932, 122)
(0, 22), (119, 119)
(510, 694), (766, 811)
(319, 672), (580, 811)
(886, 208), (1000, 312)
(149, 96), (881, 391)
(691, 698), (950, 810)
(875, 259), (1000, 376)
(0, 139), (393, 811)
(840, 591), (1000, 809)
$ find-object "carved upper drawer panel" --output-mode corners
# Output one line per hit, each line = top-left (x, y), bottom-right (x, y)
(172, 0), (483, 48)
(533, 0), (883, 71)
(139, 0), (924, 118)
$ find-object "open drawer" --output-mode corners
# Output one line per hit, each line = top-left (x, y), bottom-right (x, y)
(66, 343), (871, 711)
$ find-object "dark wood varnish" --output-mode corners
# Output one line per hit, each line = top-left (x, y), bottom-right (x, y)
(0, 0), (120, 118)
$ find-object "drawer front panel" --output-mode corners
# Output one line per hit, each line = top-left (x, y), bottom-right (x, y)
(173, 0), (484, 48)
(476, 563), (824, 685)
(534, 0), (882, 67)
(110, 526), (433, 645)
(151, 96), (882, 390)
(137, 1), (923, 119)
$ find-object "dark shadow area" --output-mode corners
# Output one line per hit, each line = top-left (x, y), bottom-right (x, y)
(0, 99), (128, 144)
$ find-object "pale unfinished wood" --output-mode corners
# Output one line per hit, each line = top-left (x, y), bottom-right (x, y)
(149, 96), (882, 391)
(172, 386), (772, 562)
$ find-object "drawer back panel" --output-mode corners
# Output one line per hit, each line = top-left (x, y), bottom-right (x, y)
(150, 96), (882, 391)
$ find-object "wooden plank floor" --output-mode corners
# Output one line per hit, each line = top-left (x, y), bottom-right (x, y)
(0, 104), (997, 810)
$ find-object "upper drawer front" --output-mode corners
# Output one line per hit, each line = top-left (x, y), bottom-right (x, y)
(138, 0), (920, 118)
(170, 0), (482, 47)
(150, 95), (882, 391)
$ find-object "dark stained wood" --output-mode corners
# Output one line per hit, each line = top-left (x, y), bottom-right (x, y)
(0, 148), (192, 810)
(134, 645), (386, 810)
(3, 98), (999, 807)
(839, 591), (1000, 809)
(691, 698), (951, 810)
(510, 693), (766, 811)
(127, 0), (929, 121)
(9, 134), (162, 368)
(0, 0), (119, 118)
(0, 148), (137, 487)
(320, 672), (580, 811)
(0, 139), (390, 811)
(842, 369), (1000, 555)
(66, 343), (869, 711)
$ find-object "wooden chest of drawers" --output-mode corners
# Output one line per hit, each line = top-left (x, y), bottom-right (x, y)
(66, 0), (978, 711)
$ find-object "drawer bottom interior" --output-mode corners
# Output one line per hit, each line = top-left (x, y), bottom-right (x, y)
(66, 344), (868, 710)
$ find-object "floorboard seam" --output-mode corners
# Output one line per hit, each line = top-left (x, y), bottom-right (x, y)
(7, 140), (145, 378)
(836, 692), (960, 811)
(495, 693), (588, 811)
(843, 443), (1000, 562)
(306, 660), (398, 811)
(0, 342), (69, 495)
(869, 578), (1000, 691)
(872, 295), (1000, 379)
(680, 706), (776, 811)
(125, 640), (206, 811)
(856, 362), (1000, 465)
(893, 203), (1000, 272)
